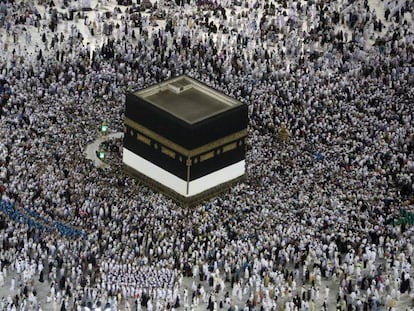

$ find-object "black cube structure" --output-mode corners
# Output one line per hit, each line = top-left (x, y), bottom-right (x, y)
(123, 75), (248, 204)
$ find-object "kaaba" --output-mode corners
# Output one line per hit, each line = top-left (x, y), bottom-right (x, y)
(123, 75), (248, 205)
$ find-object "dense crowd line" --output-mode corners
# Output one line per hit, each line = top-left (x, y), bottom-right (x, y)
(0, 0), (414, 310)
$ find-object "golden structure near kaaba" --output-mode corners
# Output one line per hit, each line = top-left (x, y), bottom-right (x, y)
(123, 75), (248, 205)
(278, 123), (290, 143)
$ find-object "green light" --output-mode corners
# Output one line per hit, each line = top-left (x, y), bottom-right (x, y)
(98, 150), (106, 159)
(101, 123), (108, 133)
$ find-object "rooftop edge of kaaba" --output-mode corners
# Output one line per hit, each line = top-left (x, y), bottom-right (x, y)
(134, 75), (243, 124)
(123, 75), (248, 205)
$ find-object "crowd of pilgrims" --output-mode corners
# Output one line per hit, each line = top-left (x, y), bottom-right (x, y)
(0, 0), (414, 310)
